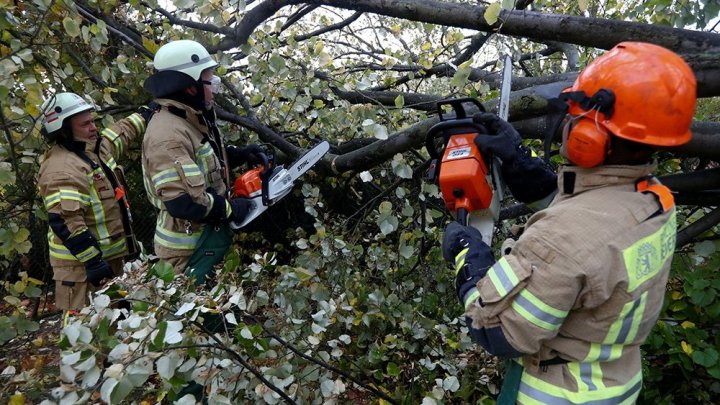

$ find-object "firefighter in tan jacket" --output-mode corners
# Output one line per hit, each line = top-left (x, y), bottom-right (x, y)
(442, 42), (696, 403)
(37, 92), (148, 310)
(141, 40), (260, 278)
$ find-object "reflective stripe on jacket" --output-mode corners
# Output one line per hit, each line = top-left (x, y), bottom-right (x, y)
(38, 113), (145, 267)
(466, 164), (674, 404)
(141, 99), (229, 258)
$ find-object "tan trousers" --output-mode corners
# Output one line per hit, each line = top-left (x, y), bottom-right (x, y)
(53, 258), (124, 310)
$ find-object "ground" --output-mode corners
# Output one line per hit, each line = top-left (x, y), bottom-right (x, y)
(0, 294), (63, 404)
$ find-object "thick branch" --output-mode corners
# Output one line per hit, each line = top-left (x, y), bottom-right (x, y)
(676, 207), (720, 248)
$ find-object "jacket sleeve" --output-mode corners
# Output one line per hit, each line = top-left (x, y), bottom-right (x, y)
(143, 136), (214, 221)
(40, 170), (92, 240)
(101, 112), (146, 160)
(464, 222), (583, 355)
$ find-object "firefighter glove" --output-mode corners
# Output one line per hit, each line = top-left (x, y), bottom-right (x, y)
(137, 105), (155, 123)
(229, 197), (255, 224)
(473, 112), (523, 163)
(64, 230), (102, 264)
(85, 258), (114, 287)
(226, 144), (265, 169)
(442, 221), (496, 306)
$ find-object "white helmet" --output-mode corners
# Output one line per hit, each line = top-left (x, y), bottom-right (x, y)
(154, 40), (218, 81)
(40, 92), (95, 137)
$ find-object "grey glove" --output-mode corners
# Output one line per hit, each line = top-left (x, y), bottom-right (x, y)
(473, 112), (523, 163)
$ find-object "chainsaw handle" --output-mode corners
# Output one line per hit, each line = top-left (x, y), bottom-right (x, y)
(425, 119), (489, 159)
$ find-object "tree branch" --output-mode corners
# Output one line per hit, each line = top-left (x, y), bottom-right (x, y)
(676, 207), (720, 248)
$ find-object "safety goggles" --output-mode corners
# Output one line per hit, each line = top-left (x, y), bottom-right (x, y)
(200, 75), (222, 94)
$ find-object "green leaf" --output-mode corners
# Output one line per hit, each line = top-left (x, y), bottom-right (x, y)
(386, 362), (401, 377)
(152, 260), (174, 283)
(269, 53), (286, 73)
(484, 3), (502, 25)
(692, 348), (719, 367)
(693, 240), (716, 258)
(62, 17), (81, 38)
(394, 94), (404, 108)
(0, 162), (16, 186)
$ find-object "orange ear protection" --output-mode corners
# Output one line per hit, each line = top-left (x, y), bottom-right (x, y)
(562, 88), (616, 168)
(565, 117), (610, 168)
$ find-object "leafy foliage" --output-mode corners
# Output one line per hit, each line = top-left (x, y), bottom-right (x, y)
(0, 0), (718, 403)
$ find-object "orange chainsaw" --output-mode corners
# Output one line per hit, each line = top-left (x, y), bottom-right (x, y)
(230, 141), (329, 229)
(426, 56), (512, 243)
(426, 98), (503, 243)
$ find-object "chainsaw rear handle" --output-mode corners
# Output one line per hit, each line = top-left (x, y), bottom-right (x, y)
(426, 98), (487, 159)
(426, 119), (491, 159)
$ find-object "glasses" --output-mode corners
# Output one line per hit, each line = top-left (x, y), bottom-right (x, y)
(200, 75), (222, 94)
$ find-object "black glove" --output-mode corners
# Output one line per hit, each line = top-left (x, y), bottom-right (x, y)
(226, 144), (264, 169)
(85, 258), (114, 286)
(442, 221), (495, 306)
(473, 112), (523, 163)
(228, 197), (254, 223)
(473, 112), (558, 204)
(137, 105), (155, 123)
(64, 230), (102, 263)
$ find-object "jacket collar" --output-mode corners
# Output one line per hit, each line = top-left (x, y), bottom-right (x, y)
(557, 162), (657, 196)
(154, 98), (209, 134)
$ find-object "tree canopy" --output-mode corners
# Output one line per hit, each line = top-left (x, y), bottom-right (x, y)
(1, 0), (719, 404)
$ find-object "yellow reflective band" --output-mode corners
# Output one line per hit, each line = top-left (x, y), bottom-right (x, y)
(454, 248), (469, 275)
(101, 127), (123, 155)
(128, 112), (146, 134)
(49, 235), (126, 262)
(224, 199), (232, 219)
(623, 211), (676, 292)
(182, 164), (203, 178)
(106, 157), (118, 171)
(487, 257), (519, 298)
(584, 342), (624, 363)
(605, 292), (648, 345)
(142, 172), (162, 208)
(463, 287), (480, 310)
(568, 361), (605, 392)
(48, 236), (77, 261)
(518, 367), (642, 404)
(196, 143), (215, 180)
(511, 289), (568, 331)
(76, 245), (100, 262)
(154, 225), (202, 250)
(101, 238), (127, 259)
(88, 181), (111, 243)
(152, 168), (181, 188)
(44, 189), (91, 209)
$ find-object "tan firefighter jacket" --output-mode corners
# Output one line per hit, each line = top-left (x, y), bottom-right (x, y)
(38, 113), (146, 279)
(465, 164), (676, 404)
(141, 99), (230, 263)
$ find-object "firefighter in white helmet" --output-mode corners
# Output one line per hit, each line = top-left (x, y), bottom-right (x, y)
(37, 92), (148, 311)
(141, 40), (261, 282)
(442, 42), (696, 403)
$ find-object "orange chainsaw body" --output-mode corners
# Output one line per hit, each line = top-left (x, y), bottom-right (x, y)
(438, 133), (494, 212)
(233, 167), (264, 198)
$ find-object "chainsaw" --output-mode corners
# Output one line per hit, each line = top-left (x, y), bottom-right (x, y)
(426, 55), (512, 243)
(230, 141), (330, 229)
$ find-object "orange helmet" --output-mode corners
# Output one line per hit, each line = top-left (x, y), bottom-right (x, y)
(565, 41), (696, 147)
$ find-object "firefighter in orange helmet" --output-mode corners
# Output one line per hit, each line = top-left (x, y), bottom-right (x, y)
(37, 93), (149, 311)
(443, 42), (696, 403)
